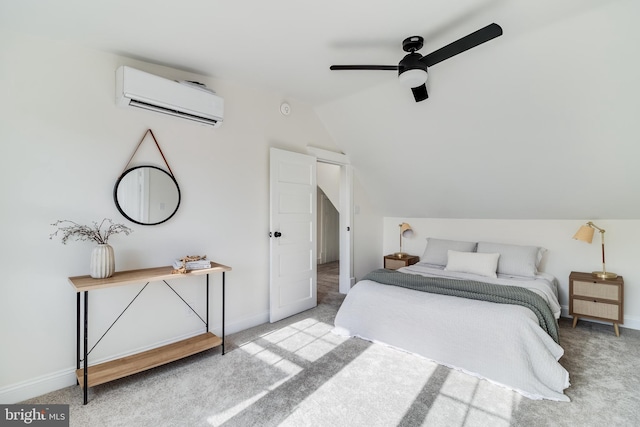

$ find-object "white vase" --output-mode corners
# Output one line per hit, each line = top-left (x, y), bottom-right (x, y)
(90, 244), (115, 279)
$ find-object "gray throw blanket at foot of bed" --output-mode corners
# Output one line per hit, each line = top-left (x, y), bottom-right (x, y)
(362, 269), (559, 343)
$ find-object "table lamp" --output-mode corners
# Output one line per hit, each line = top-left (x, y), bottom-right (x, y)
(395, 222), (413, 258)
(573, 221), (617, 279)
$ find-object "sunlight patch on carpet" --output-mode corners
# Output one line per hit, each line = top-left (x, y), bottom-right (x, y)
(260, 317), (347, 362)
(278, 344), (438, 426)
(206, 318), (348, 425)
(422, 369), (521, 426)
(237, 341), (303, 378)
(206, 389), (268, 426)
(207, 342), (305, 425)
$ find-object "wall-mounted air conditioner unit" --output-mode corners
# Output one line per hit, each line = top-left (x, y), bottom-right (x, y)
(116, 66), (224, 127)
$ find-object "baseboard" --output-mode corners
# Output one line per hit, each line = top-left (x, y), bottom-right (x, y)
(560, 304), (640, 330)
(0, 367), (77, 404)
(621, 314), (640, 330)
(225, 310), (270, 335)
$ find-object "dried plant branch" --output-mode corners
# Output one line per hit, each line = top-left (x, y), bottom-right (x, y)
(50, 219), (132, 245)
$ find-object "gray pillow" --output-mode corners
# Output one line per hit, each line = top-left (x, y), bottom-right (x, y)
(421, 238), (478, 266)
(476, 242), (545, 277)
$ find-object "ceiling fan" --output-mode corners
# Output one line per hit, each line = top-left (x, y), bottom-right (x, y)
(330, 23), (503, 102)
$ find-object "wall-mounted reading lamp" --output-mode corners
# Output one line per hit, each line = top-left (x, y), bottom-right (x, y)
(573, 221), (617, 279)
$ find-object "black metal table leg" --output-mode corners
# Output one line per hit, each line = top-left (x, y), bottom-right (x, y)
(76, 293), (80, 374)
(206, 274), (209, 332)
(83, 291), (88, 405)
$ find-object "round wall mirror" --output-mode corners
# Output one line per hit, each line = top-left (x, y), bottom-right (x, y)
(114, 165), (181, 226)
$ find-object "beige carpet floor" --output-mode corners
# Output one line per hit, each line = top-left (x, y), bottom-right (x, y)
(24, 262), (640, 426)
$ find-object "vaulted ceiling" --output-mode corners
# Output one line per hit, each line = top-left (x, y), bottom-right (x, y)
(2, 0), (638, 219)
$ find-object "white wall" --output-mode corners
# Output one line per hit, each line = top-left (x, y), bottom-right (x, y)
(317, 163), (340, 264)
(0, 31), (382, 402)
(317, 189), (339, 264)
(353, 179), (382, 281)
(317, 162), (340, 210)
(383, 218), (640, 330)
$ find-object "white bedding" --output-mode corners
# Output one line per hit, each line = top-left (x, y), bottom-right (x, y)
(333, 263), (570, 401)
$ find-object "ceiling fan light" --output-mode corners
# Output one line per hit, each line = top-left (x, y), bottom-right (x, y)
(398, 69), (428, 88)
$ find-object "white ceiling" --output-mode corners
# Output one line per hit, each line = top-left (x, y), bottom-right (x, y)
(2, 0), (639, 219)
(0, 0), (607, 106)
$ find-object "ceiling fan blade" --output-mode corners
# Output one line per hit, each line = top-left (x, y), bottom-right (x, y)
(411, 84), (428, 102)
(330, 65), (398, 71)
(422, 23), (502, 67)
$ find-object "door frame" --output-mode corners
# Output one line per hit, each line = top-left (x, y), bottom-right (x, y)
(307, 146), (354, 294)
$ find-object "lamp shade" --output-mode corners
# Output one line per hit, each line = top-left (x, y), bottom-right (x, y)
(573, 225), (595, 243)
(398, 69), (428, 88)
(398, 52), (428, 88)
(400, 222), (413, 237)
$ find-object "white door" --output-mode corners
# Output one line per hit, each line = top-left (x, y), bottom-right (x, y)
(269, 148), (317, 322)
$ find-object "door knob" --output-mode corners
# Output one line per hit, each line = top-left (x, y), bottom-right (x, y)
(274, 231), (282, 238)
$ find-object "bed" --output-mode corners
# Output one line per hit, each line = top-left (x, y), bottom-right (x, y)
(333, 238), (571, 401)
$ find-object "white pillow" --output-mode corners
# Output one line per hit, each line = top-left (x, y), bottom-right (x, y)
(445, 250), (500, 278)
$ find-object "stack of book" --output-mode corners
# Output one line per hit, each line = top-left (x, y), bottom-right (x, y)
(172, 259), (211, 270)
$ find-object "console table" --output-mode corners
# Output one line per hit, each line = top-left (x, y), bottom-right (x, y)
(68, 262), (231, 404)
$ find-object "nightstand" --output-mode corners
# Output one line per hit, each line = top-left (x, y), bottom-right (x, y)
(569, 271), (624, 336)
(384, 254), (419, 270)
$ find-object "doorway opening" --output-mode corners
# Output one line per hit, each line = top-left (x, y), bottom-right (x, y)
(317, 184), (340, 305)
(310, 146), (354, 297)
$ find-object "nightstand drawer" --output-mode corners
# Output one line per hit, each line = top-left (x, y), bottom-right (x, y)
(384, 255), (419, 270)
(573, 299), (620, 321)
(385, 258), (408, 270)
(573, 280), (620, 300)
